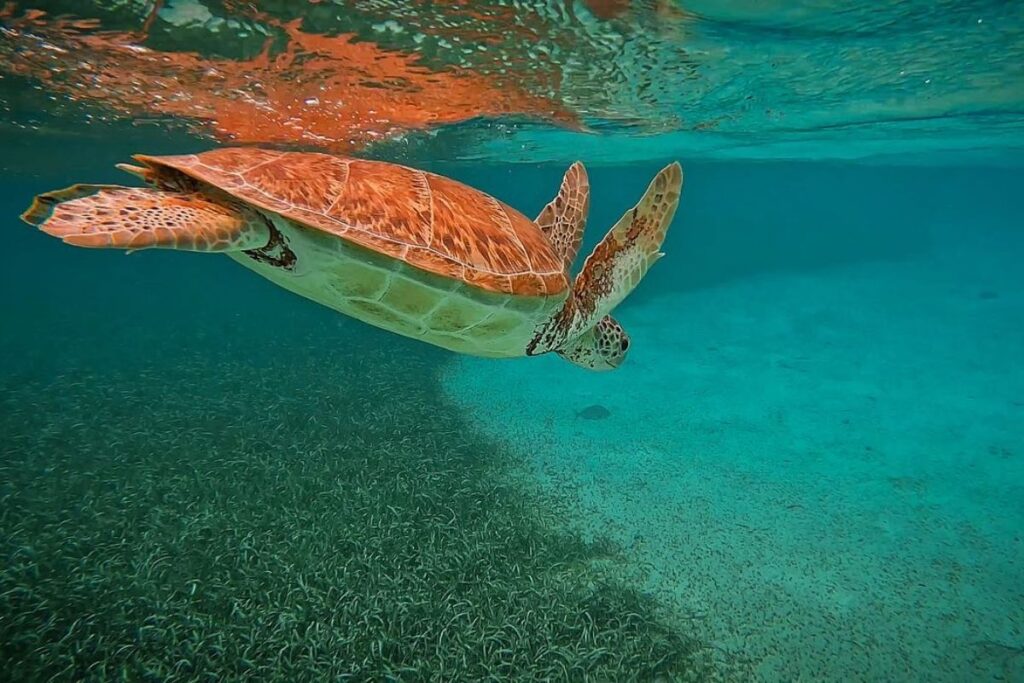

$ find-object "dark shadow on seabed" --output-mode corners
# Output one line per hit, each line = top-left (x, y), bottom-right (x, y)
(0, 148), (726, 679)
(6, 126), (1019, 678)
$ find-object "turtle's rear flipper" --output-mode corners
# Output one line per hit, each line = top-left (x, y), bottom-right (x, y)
(21, 185), (270, 252)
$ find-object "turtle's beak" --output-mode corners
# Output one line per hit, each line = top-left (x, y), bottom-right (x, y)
(116, 163), (157, 184)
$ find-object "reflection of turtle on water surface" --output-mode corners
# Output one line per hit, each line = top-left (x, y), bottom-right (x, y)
(23, 148), (682, 371)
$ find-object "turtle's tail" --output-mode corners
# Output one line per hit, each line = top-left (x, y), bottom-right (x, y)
(21, 185), (270, 252)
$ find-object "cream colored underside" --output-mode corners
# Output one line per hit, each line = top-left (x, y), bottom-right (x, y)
(227, 215), (566, 358)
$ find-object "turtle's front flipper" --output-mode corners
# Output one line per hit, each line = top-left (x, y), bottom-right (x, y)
(532, 162), (681, 369)
(569, 162), (682, 329)
(21, 185), (269, 252)
(534, 162), (590, 271)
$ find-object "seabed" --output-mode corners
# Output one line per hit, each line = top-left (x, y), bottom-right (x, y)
(0, 298), (721, 680)
(1, 151), (1021, 683)
(445, 185), (1024, 680)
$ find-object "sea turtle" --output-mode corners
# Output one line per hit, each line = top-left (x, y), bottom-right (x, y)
(21, 148), (682, 370)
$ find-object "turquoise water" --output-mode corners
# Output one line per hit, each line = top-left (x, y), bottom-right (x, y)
(3, 2), (1024, 682)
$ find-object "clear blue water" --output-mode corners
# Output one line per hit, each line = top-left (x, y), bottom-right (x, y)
(2, 2), (1023, 681)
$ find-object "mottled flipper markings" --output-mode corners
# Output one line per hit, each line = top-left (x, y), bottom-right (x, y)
(534, 162), (590, 272)
(570, 161), (682, 328)
(21, 186), (269, 252)
(21, 184), (125, 226)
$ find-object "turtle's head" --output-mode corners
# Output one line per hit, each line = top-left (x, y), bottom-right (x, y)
(555, 315), (630, 371)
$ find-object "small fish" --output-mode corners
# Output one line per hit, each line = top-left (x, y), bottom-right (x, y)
(576, 404), (612, 420)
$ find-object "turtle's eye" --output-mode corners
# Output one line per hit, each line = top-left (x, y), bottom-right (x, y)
(620, 338), (629, 351)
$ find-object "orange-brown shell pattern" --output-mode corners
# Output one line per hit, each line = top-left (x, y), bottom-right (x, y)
(136, 148), (569, 297)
